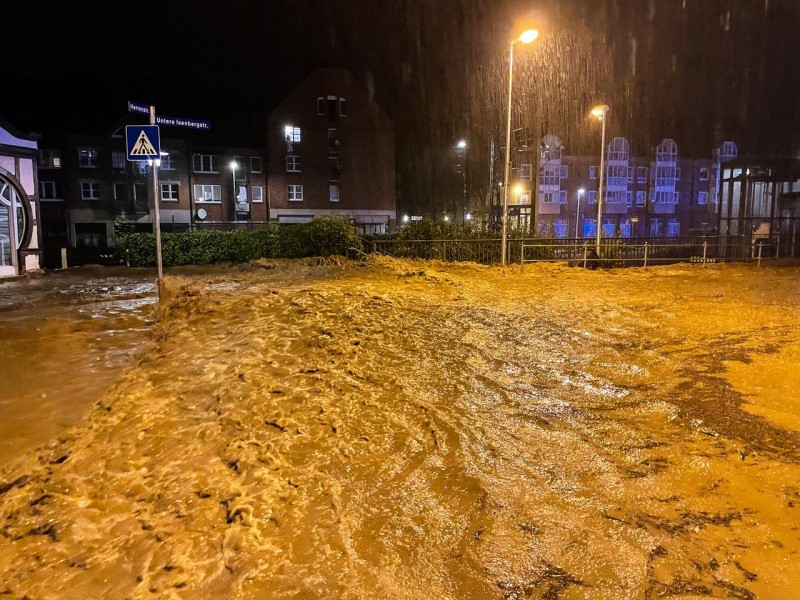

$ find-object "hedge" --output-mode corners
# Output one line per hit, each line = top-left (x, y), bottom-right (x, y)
(117, 217), (363, 267)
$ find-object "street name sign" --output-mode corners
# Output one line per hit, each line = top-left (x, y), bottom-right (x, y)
(126, 125), (160, 161)
(128, 101), (211, 130)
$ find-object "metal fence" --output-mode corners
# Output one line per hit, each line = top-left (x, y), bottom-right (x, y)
(369, 236), (789, 268)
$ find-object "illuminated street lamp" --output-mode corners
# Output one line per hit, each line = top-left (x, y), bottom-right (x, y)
(456, 139), (468, 225)
(502, 28), (539, 266)
(575, 187), (585, 238)
(591, 104), (609, 254)
(230, 160), (238, 222)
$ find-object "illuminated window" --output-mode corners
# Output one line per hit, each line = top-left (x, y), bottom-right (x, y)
(697, 191), (708, 205)
(589, 166), (598, 179)
(39, 149), (61, 169)
(637, 167), (648, 183)
(252, 186), (263, 203)
(636, 190), (645, 206)
(194, 184), (221, 203)
(699, 167), (709, 181)
(588, 190), (597, 204)
(329, 185), (340, 203)
(160, 153), (175, 170)
(284, 126), (301, 142)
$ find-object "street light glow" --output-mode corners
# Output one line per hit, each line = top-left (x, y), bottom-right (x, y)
(513, 184), (523, 195)
(591, 104), (610, 119)
(518, 29), (539, 44)
(578, 187), (585, 195)
(457, 140), (467, 149)
(230, 161), (238, 170)
(402, 214), (409, 223)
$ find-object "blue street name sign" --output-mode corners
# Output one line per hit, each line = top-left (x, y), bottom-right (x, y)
(126, 125), (161, 162)
(127, 101), (211, 131)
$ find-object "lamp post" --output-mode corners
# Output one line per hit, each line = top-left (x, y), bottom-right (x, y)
(575, 187), (585, 238)
(456, 139), (467, 226)
(502, 28), (539, 266)
(591, 104), (609, 254)
(229, 160), (238, 223)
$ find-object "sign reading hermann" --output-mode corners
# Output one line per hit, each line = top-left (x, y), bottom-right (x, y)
(126, 125), (160, 161)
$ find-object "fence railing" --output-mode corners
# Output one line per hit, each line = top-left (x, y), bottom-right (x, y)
(369, 236), (788, 268)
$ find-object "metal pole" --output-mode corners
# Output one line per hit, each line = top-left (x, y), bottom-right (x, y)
(501, 40), (515, 266)
(582, 242), (588, 269)
(595, 110), (607, 255)
(520, 242), (524, 272)
(757, 241), (763, 267)
(643, 242), (648, 268)
(575, 190), (582, 238)
(702, 241), (708, 266)
(150, 106), (163, 293)
(232, 163), (237, 224)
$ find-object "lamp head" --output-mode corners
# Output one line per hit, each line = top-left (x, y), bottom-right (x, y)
(591, 104), (610, 120)
(519, 29), (539, 44)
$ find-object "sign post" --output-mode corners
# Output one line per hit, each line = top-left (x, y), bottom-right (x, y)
(127, 102), (210, 296)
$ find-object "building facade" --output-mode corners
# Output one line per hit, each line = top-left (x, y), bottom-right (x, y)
(267, 68), (396, 234)
(0, 120), (42, 277)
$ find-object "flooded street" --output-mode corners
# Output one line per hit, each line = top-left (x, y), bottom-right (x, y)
(1, 258), (799, 599)
(0, 268), (157, 468)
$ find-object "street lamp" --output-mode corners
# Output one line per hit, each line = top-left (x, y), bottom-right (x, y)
(230, 160), (238, 222)
(456, 139), (467, 226)
(502, 28), (539, 266)
(591, 104), (609, 254)
(575, 187), (585, 238)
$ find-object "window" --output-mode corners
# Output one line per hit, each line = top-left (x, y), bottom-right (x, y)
(627, 166), (634, 183)
(636, 190), (645, 206)
(160, 153), (175, 170)
(637, 167), (648, 183)
(194, 184), (221, 203)
(339, 98), (347, 117)
(602, 220), (615, 238)
(558, 190), (567, 204)
(697, 191), (708, 205)
(161, 183), (179, 202)
(607, 165), (628, 187)
(39, 181), (61, 200)
(667, 219), (680, 236)
(554, 219), (567, 238)
(650, 218), (663, 236)
(112, 151), (126, 169)
(560, 165), (569, 179)
(78, 149), (98, 168)
(520, 164), (532, 179)
(317, 97), (325, 115)
(329, 185), (339, 203)
(583, 219), (597, 238)
(328, 128), (340, 153)
(626, 191), (633, 208)
(284, 126), (301, 142)
(250, 156), (262, 173)
(620, 220), (632, 238)
(329, 157), (341, 182)
(699, 167), (709, 181)
(75, 223), (107, 248)
(541, 165), (560, 187)
(541, 192), (555, 203)
(589, 166), (598, 180)
(252, 186), (263, 203)
(80, 181), (100, 199)
(39, 149), (61, 168)
(588, 190), (597, 204)
(288, 184), (303, 201)
(113, 182), (129, 201)
(133, 183), (147, 200)
(193, 154), (219, 173)
(286, 155), (301, 172)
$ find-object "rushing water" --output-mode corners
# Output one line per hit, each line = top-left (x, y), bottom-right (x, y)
(1, 258), (799, 599)
(0, 268), (157, 468)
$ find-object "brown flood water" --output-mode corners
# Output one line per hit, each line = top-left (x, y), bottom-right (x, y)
(1, 258), (799, 599)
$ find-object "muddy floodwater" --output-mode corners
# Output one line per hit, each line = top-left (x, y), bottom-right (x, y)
(1, 258), (799, 599)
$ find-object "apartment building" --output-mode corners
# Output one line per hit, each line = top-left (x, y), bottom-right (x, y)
(36, 127), (266, 267)
(0, 120), (42, 276)
(267, 68), (396, 234)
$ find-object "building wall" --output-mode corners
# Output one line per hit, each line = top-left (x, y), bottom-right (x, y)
(267, 68), (396, 233)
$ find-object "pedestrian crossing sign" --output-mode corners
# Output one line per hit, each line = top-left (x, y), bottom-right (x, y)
(126, 125), (161, 161)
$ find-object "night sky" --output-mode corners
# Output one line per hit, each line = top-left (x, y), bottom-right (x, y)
(5, 0), (800, 214)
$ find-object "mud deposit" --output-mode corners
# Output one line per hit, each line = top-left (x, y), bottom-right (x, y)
(1, 258), (799, 599)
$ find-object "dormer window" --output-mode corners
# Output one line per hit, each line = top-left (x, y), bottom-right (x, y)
(316, 96), (347, 118)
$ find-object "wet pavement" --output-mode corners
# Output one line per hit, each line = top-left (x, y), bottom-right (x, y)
(0, 258), (799, 599)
